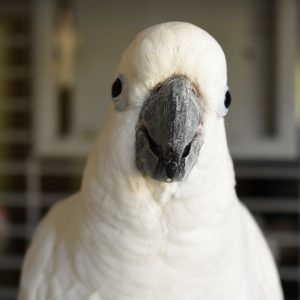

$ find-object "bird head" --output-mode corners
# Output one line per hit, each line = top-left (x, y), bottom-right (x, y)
(110, 22), (231, 183)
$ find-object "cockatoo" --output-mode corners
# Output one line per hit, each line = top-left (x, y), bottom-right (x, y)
(18, 22), (283, 300)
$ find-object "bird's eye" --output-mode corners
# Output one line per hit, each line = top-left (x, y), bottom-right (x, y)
(224, 90), (231, 109)
(112, 77), (123, 98)
(217, 89), (231, 117)
(111, 75), (128, 111)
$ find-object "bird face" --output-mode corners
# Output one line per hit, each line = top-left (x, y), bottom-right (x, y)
(111, 22), (231, 183)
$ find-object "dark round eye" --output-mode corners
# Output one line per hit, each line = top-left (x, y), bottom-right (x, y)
(112, 78), (122, 98)
(224, 90), (231, 109)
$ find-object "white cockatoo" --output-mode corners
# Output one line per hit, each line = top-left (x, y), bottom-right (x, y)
(18, 22), (283, 300)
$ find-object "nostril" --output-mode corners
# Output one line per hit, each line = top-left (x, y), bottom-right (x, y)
(154, 83), (163, 93)
(191, 83), (199, 96)
(182, 140), (193, 158)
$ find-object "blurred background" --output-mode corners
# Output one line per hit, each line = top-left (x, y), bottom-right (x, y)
(0, 0), (299, 299)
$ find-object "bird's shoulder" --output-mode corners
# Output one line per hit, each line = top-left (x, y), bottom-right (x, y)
(18, 193), (81, 300)
(238, 203), (283, 300)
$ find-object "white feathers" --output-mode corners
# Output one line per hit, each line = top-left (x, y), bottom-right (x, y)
(18, 22), (283, 300)
(117, 22), (227, 113)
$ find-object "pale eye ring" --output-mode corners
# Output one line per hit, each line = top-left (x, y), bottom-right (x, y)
(111, 75), (128, 111)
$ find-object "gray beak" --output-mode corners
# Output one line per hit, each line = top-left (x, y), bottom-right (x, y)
(136, 75), (204, 182)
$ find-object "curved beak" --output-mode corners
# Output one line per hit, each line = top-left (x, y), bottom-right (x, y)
(136, 75), (204, 182)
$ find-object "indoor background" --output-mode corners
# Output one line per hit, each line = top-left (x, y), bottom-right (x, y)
(0, 0), (299, 299)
